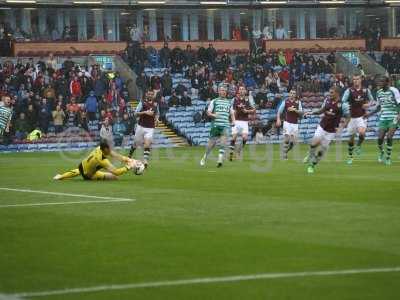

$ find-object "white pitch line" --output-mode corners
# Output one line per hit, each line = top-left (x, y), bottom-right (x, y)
(0, 187), (135, 201)
(0, 199), (133, 208)
(0, 294), (24, 300)
(9, 267), (400, 298)
(0, 187), (135, 208)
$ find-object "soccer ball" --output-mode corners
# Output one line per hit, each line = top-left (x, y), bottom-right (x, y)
(133, 161), (145, 175)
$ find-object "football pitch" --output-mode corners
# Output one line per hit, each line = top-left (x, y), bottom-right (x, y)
(1, 142), (400, 300)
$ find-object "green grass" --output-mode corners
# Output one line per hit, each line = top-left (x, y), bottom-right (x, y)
(0, 142), (400, 300)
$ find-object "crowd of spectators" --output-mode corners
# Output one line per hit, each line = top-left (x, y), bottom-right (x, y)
(0, 54), (135, 145)
(1, 38), (391, 146)
(127, 42), (339, 108)
(125, 41), (389, 140)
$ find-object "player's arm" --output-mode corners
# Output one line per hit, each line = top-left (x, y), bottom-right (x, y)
(4, 110), (12, 133)
(207, 100), (217, 119)
(341, 88), (350, 105)
(294, 101), (304, 117)
(154, 103), (160, 126)
(336, 117), (348, 135)
(276, 100), (285, 127)
(134, 101), (144, 117)
(367, 88), (375, 102)
(390, 87), (400, 122)
(362, 89), (375, 112)
(364, 103), (380, 118)
(134, 101), (153, 117)
(244, 92), (257, 114)
(110, 150), (131, 163)
(99, 158), (131, 176)
(304, 101), (326, 117)
(230, 107), (236, 125)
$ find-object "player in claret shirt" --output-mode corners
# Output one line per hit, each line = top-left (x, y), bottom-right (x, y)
(229, 86), (256, 161)
(303, 87), (349, 174)
(341, 74), (375, 164)
(276, 89), (303, 160)
(128, 90), (159, 168)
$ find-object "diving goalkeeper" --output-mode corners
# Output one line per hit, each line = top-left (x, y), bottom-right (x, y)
(53, 140), (138, 180)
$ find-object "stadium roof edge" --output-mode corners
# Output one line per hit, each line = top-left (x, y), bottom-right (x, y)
(0, 2), (390, 9)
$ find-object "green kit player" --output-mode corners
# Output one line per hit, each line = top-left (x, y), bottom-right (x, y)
(367, 76), (400, 165)
(200, 85), (235, 168)
(0, 96), (13, 137)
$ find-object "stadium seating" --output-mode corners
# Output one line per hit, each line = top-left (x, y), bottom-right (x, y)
(144, 67), (399, 147)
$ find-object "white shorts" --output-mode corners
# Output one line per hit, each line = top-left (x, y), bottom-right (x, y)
(134, 124), (154, 144)
(347, 117), (367, 135)
(283, 121), (299, 137)
(313, 125), (336, 147)
(232, 120), (249, 136)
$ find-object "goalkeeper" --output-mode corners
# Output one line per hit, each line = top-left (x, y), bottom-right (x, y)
(54, 140), (138, 180)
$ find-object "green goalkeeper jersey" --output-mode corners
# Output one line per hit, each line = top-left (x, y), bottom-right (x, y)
(208, 97), (233, 128)
(376, 87), (400, 122)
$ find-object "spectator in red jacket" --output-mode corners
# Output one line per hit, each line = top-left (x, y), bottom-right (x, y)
(69, 76), (82, 99)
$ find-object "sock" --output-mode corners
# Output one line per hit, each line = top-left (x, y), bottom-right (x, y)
(378, 138), (384, 156)
(386, 138), (393, 160)
(357, 134), (365, 147)
(288, 141), (294, 152)
(230, 140), (235, 154)
(308, 145), (317, 166)
(283, 141), (290, 156)
(59, 168), (80, 180)
(348, 141), (354, 158)
(241, 139), (247, 152)
(128, 145), (136, 158)
(218, 148), (225, 163)
(144, 147), (151, 162)
(316, 150), (324, 165)
(205, 138), (217, 159)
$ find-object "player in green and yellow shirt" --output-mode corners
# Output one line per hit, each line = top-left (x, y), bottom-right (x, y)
(367, 76), (400, 165)
(200, 85), (235, 168)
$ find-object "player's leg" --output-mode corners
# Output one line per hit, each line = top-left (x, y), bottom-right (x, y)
(346, 119), (357, 164)
(281, 122), (290, 160)
(217, 129), (229, 168)
(347, 134), (355, 164)
(377, 128), (386, 163)
(201, 126), (220, 166)
(201, 138), (217, 166)
(355, 123), (367, 155)
(238, 122), (249, 158)
(306, 128), (322, 173)
(128, 139), (137, 158)
(53, 168), (80, 180)
(91, 171), (118, 180)
(315, 137), (330, 165)
(129, 125), (143, 158)
(239, 132), (248, 157)
(385, 127), (397, 165)
(288, 134), (296, 153)
(282, 134), (290, 160)
(143, 128), (154, 168)
(229, 127), (238, 161)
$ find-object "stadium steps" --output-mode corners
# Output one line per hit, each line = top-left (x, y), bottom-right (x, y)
(156, 122), (189, 147)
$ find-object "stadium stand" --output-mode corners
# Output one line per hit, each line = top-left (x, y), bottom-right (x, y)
(1, 39), (400, 153)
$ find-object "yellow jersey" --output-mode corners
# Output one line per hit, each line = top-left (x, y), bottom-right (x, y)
(80, 146), (112, 178)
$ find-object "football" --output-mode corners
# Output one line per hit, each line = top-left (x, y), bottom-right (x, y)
(133, 161), (145, 175)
